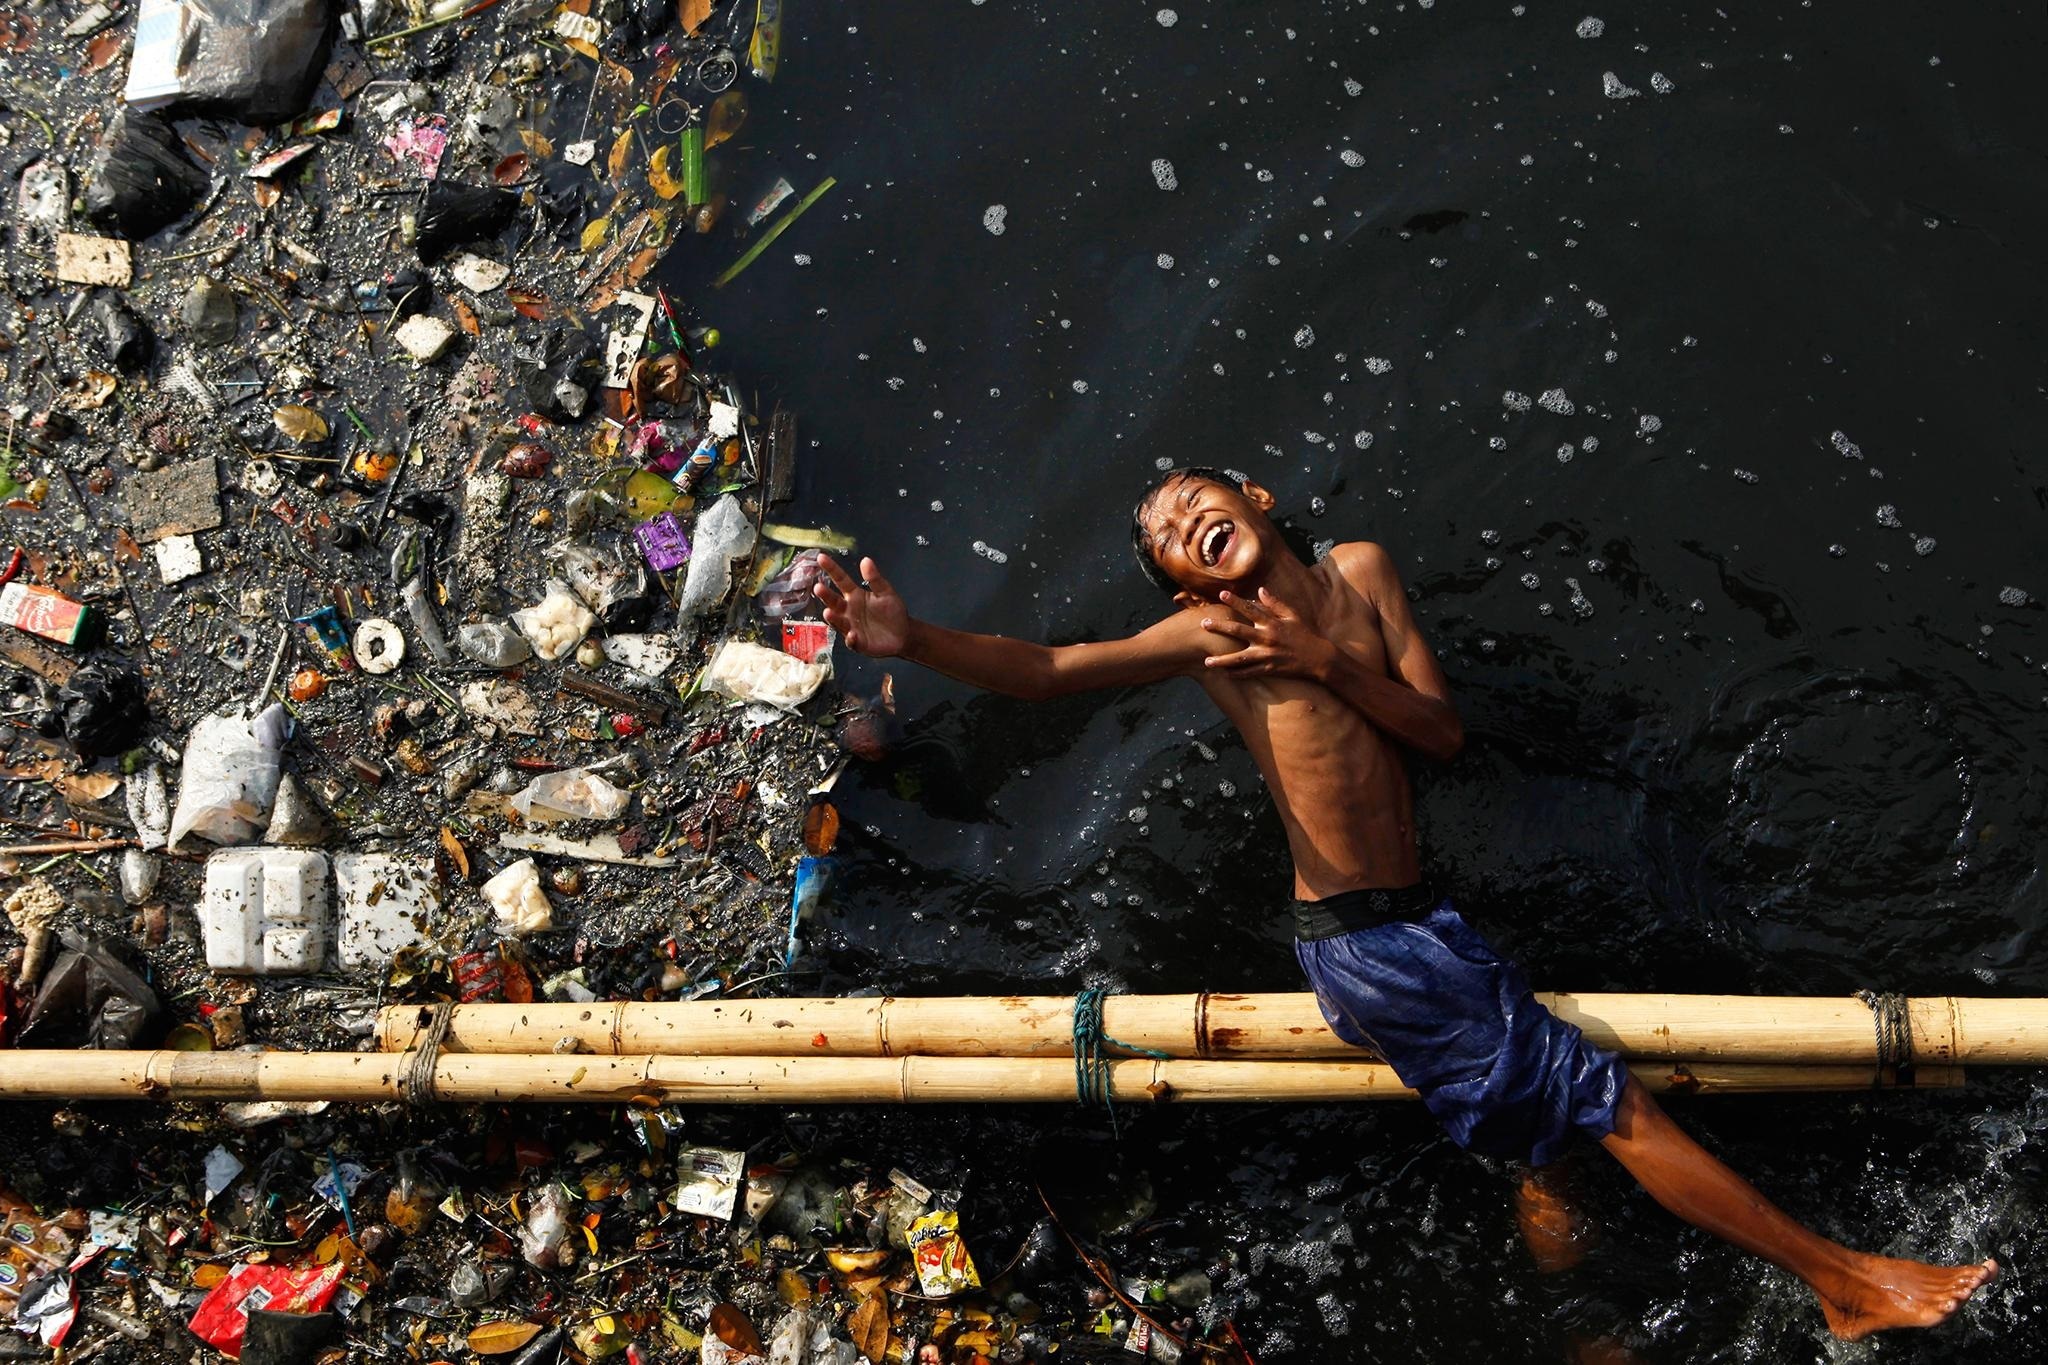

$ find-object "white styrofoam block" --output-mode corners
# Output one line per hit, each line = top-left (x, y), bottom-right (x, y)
(201, 848), (329, 975)
(333, 852), (441, 967)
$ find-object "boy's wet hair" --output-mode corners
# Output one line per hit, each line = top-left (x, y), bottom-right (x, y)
(1130, 466), (1239, 592)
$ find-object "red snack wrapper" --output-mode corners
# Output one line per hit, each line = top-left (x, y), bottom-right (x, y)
(186, 1261), (346, 1358)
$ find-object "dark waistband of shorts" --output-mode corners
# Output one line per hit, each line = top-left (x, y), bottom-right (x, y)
(1292, 884), (1440, 941)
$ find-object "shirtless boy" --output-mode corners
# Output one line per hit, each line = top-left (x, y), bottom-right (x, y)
(815, 467), (1996, 1340)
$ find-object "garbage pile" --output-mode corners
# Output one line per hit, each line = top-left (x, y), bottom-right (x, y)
(4, 1), (1275, 1360)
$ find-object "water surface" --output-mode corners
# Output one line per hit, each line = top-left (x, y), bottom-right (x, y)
(667, 3), (2047, 1358)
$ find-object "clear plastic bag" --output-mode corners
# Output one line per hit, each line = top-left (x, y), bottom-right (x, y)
(167, 704), (288, 850)
(679, 496), (758, 620)
(703, 640), (829, 711)
(510, 766), (632, 823)
(456, 619), (532, 668)
(510, 581), (596, 661)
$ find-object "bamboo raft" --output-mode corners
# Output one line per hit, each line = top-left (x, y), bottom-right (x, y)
(373, 992), (2048, 1065)
(0, 1051), (1965, 1106)
(0, 994), (2034, 1106)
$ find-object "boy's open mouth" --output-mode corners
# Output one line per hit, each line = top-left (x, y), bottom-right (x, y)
(1199, 521), (1234, 567)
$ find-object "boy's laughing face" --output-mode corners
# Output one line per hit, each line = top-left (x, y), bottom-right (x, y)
(1137, 473), (1278, 596)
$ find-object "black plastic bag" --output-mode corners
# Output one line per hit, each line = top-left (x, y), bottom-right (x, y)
(58, 665), (151, 758)
(416, 180), (518, 264)
(83, 110), (208, 239)
(92, 294), (156, 374)
(18, 930), (163, 1049)
(144, 0), (338, 125)
(243, 1311), (342, 1365)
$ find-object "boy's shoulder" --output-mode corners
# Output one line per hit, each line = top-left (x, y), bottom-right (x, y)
(1323, 539), (1401, 588)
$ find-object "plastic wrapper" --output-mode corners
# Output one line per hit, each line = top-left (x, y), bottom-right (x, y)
(401, 577), (454, 664)
(167, 704), (288, 850)
(907, 1210), (980, 1297)
(678, 496), (758, 619)
(703, 639), (830, 711)
(457, 620), (533, 668)
(125, 0), (338, 125)
(511, 581), (596, 662)
(518, 1184), (572, 1268)
(17, 930), (163, 1049)
(83, 109), (207, 239)
(185, 1260), (347, 1358)
(510, 767), (631, 823)
(674, 1146), (745, 1220)
(483, 858), (553, 935)
(755, 549), (824, 618)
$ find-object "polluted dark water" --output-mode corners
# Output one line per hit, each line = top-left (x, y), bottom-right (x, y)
(661, 2), (2047, 1361)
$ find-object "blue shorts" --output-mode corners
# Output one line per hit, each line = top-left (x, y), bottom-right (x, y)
(1295, 897), (1628, 1167)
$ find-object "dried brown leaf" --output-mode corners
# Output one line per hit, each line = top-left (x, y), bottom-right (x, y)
(273, 404), (329, 442)
(439, 826), (471, 881)
(708, 1304), (762, 1356)
(466, 1320), (542, 1355)
(847, 1294), (889, 1364)
(54, 772), (120, 805)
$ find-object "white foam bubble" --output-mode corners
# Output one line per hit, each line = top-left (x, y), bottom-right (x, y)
(1339, 149), (1366, 168)
(1650, 71), (1676, 94)
(1637, 414), (1662, 433)
(1155, 9), (1177, 27)
(1071, 379), (1090, 394)
(1353, 431), (1374, 449)
(1150, 158), (1177, 191)
(1997, 586), (2031, 607)
(1876, 504), (1900, 527)
(1503, 390), (1533, 412)
(1293, 325), (1315, 348)
(1156, 253), (1176, 269)
(1537, 388), (1575, 415)
(1831, 430), (1863, 459)
(1343, 78), (1363, 96)
(1363, 356), (1391, 374)
(981, 204), (1007, 235)
(1576, 16), (1605, 38)
(1602, 71), (1640, 99)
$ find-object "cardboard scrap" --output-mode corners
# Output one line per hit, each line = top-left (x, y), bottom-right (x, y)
(54, 233), (133, 287)
(128, 458), (223, 543)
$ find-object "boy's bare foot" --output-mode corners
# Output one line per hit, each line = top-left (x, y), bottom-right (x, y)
(1815, 1254), (1998, 1340)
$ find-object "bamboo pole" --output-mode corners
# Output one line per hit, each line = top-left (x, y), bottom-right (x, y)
(0, 1050), (1964, 1106)
(372, 993), (2048, 1065)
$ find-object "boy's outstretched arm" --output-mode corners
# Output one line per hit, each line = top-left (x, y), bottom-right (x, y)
(1197, 542), (1464, 761)
(815, 554), (1210, 701)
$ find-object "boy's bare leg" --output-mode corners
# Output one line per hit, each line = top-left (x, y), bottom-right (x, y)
(1515, 1161), (1648, 1363)
(1515, 1160), (1591, 1274)
(1598, 1078), (1997, 1339)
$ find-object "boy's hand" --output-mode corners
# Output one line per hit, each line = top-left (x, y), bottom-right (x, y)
(1199, 587), (1337, 680)
(815, 554), (911, 658)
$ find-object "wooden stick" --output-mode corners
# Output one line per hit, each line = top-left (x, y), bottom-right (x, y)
(372, 993), (2048, 1065)
(0, 1050), (1963, 1106)
(0, 838), (134, 856)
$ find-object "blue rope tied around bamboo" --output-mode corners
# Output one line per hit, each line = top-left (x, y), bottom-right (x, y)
(1073, 988), (1172, 1133)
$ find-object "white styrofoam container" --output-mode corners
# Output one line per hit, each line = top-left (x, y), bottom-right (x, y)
(200, 848), (329, 974)
(333, 852), (441, 967)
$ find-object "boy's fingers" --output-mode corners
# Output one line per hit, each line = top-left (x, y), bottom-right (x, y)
(860, 557), (895, 595)
(819, 554), (860, 594)
(1201, 618), (1253, 640)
